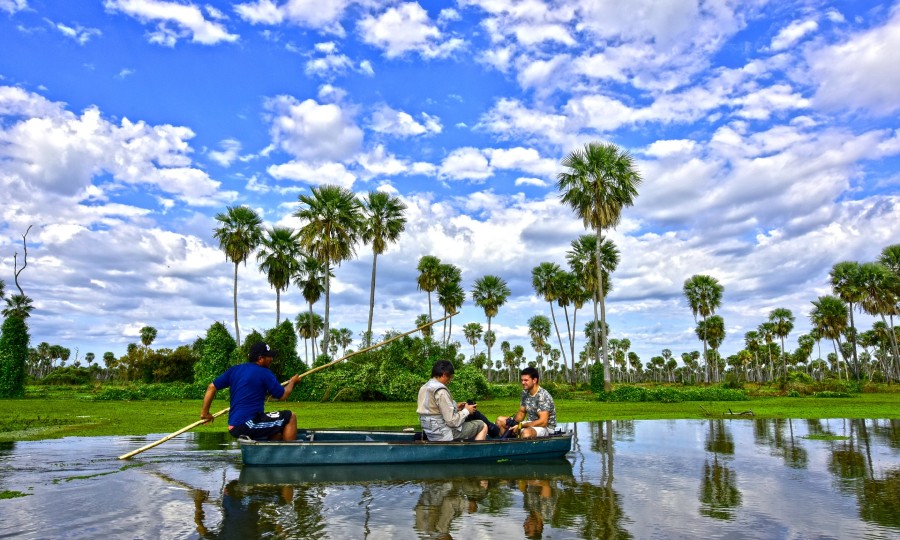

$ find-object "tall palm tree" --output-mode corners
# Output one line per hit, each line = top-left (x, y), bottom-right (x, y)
(415, 313), (434, 339)
(361, 191), (407, 345)
(567, 234), (619, 386)
(810, 295), (849, 380)
(557, 142), (641, 391)
(830, 261), (865, 378)
(436, 263), (464, 343)
(531, 262), (569, 371)
(527, 314), (552, 360)
(858, 260), (899, 380)
(257, 226), (304, 325)
(768, 308), (795, 381)
(139, 326), (158, 348)
(295, 185), (363, 356)
(471, 275), (511, 370)
(295, 311), (323, 365)
(463, 322), (484, 357)
(416, 255), (442, 321)
(213, 205), (263, 347)
(293, 255), (330, 360)
(2, 294), (34, 319)
(744, 330), (761, 382)
(683, 274), (724, 383)
(757, 321), (776, 382)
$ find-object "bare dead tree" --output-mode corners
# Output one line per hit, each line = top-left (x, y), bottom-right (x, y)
(13, 225), (32, 296)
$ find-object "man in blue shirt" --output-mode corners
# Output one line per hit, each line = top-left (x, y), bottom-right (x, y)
(200, 342), (302, 441)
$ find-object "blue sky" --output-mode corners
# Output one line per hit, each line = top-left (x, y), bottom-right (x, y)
(1, 0), (898, 367)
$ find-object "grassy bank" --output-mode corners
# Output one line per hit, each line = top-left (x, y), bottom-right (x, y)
(1, 392), (897, 442)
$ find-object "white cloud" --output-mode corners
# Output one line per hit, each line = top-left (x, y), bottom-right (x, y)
(50, 21), (103, 44)
(236, 0), (352, 32)
(264, 94), (363, 162)
(808, 5), (900, 115)
(439, 147), (492, 181)
(769, 19), (818, 51)
(0, 0), (26, 14)
(104, 0), (238, 45)
(358, 2), (463, 59)
(514, 176), (548, 187)
(485, 147), (557, 176)
(369, 104), (442, 137)
(208, 138), (242, 167)
(267, 160), (356, 189)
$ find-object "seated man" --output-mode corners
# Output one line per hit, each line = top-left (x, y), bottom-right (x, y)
(496, 367), (556, 439)
(417, 360), (488, 441)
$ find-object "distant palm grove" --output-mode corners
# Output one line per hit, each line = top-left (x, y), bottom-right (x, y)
(1, 142), (899, 398)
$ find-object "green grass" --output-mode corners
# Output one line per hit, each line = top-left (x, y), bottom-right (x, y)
(1, 392), (898, 441)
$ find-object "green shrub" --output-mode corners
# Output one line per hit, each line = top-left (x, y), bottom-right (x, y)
(540, 381), (572, 400)
(448, 365), (489, 401)
(0, 315), (29, 398)
(93, 382), (210, 401)
(488, 383), (522, 399)
(812, 391), (851, 398)
(788, 371), (814, 384)
(40, 367), (91, 386)
(589, 362), (605, 394)
(596, 385), (748, 402)
(788, 390), (801, 397)
(194, 322), (237, 386)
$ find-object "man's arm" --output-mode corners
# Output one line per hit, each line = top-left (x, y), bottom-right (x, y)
(522, 410), (550, 430)
(200, 383), (218, 423)
(277, 374), (302, 401)
(438, 390), (471, 428)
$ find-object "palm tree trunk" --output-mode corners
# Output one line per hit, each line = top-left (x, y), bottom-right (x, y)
(324, 264), (331, 357)
(848, 303), (859, 380)
(367, 251), (378, 347)
(486, 317), (492, 368)
(549, 302), (568, 370)
(595, 229), (610, 392)
(276, 289), (281, 326)
(308, 302), (316, 360)
(233, 262), (241, 347)
(702, 314), (709, 384)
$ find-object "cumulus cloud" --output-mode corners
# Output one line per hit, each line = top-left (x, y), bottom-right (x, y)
(769, 19), (818, 51)
(0, 86), (230, 206)
(439, 147), (492, 181)
(49, 20), (103, 44)
(267, 160), (356, 188)
(808, 6), (900, 115)
(369, 104), (442, 137)
(104, 0), (238, 45)
(264, 94), (364, 162)
(208, 138), (242, 167)
(235, 0), (352, 33)
(358, 2), (464, 59)
(0, 0), (27, 14)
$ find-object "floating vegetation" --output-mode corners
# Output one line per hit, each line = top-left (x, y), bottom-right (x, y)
(803, 434), (850, 441)
(0, 490), (30, 499)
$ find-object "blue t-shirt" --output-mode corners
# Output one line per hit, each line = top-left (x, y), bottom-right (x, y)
(213, 363), (285, 426)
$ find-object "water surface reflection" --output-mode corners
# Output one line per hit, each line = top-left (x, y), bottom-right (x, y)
(0, 419), (897, 539)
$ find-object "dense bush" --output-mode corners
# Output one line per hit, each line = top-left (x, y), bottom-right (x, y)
(447, 364), (490, 402)
(589, 362), (605, 394)
(596, 385), (748, 402)
(265, 321), (308, 381)
(0, 315), (29, 398)
(488, 383), (521, 399)
(40, 366), (92, 386)
(812, 391), (851, 398)
(193, 322), (238, 386)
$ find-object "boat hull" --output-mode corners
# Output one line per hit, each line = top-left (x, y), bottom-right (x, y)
(239, 429), (573, 466)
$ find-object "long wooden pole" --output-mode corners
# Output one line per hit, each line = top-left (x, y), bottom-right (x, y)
(118, 312), (457, 460)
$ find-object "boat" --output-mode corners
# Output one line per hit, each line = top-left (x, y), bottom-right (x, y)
(239, 458), (575, 484)
(239, 429), (573, 467)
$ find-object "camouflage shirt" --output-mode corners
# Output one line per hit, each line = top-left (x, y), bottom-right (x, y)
(521, 386), (556, 430)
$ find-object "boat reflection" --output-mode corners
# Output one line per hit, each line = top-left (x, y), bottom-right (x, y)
(238, 459), (575, 485)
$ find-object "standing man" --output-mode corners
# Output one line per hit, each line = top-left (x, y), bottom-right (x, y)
(496, 367), (556, 439)
(200, 342), (302, 441)
(417, 360), (488, 441)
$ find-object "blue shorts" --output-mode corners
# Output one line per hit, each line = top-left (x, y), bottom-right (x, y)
(229, 410), (292, 440)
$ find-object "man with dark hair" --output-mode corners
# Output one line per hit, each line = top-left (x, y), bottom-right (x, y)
(200, 342), (302, 441)
(417, 360), (488, 441)
(496, 366), (556, 439)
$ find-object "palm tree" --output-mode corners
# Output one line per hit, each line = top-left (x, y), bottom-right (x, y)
(531, 262), (569, 372)
(565, 233), (620, 387)
(557, 141), (641, 391)
(463, 322), (484, 357)
(257, 226), (304, 325)
(471, 275), (511, 371)
(527, 314), (552, 361)
(858, 260), (900, 381)
(293, 255), (329, 360)
(810, 295), (849, 380)
(415, 314), (434, 339)
(697, 315), (726, 370)
(213, 205), (263, 347)
(139, 326), (158, 348)
(361, 191), (407, 345)
(2, 294), (34, 319)
(683, 274), (724, 383)
(436, 264), (464, 343)
(830, 261), (865, 378)
(768, 308), (795, 381)
(295, 185), (363, 356)
(744, 330), (761, 382)
(295, 311), (323, 364)
(416, 255), (442, 321)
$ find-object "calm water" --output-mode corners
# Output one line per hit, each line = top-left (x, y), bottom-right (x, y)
(0, 419), (897, 539)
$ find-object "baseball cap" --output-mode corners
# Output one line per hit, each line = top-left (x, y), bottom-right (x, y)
(249, 342), (277, 361)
